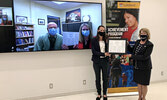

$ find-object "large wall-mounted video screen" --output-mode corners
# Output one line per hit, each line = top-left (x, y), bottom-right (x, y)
(0, 0), (15, 52)
(0, 0), (102, 52)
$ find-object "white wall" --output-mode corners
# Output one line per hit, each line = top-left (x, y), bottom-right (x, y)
(13, 0), (31, 22)
(0, 0), (167, 100)
(139, 0), (167, 82)
(0, 50), (95, 100)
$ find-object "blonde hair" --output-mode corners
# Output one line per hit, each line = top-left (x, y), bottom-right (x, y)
(79, 23), (92, 42)
(139, 28), (151, 40)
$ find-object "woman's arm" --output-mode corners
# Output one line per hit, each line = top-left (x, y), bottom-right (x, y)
(132, 44), (154, 60)
(127, 41), (136, 53)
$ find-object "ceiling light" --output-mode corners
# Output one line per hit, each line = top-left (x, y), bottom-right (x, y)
(52, 1), (66, 5)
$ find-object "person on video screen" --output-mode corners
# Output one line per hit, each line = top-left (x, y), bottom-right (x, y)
(34, 22), (63, 51)
(78, 23), (92, 49)
(121, 9), (139, 41)
(62, 23), (92, 50)
(0, 15), (12, 25)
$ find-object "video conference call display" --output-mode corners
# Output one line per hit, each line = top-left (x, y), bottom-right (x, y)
(0, 0), (102, 52)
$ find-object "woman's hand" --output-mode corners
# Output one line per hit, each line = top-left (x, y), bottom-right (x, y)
(62, 44), (69, 50)
(126, 54), (132, 58)
(127, 40), (129, 45)
(105, 52), (110, 57)
(73, 44), (78, 49)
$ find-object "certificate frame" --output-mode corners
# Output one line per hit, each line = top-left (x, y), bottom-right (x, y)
(108, 38), (127, 54)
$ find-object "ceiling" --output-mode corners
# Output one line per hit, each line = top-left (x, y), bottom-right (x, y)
(32, 0), (86, 10)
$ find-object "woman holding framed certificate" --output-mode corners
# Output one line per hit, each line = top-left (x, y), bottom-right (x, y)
(91, 25), (110, 100)
(127, 28), (154, 100)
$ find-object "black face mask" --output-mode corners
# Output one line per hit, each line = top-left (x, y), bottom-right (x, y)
(140, 35), (148, 41)
(98, 32), (105, 36)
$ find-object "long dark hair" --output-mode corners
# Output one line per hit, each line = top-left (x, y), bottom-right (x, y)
(96, 25), (106, 41)
(124, 9), (139, 21)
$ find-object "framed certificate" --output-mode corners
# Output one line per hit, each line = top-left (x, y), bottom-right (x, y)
(108, 38), (127, 54)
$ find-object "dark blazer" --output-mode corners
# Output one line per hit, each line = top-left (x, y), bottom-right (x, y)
(128, 40), (154, 69)
(91, 37), (109, 63)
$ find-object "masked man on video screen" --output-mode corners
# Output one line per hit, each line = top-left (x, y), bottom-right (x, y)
(34, 22), (63, 51)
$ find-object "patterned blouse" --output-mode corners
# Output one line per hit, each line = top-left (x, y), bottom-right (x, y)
(134, 43), (144, 69)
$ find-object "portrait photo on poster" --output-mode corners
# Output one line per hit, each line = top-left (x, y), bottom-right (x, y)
(108, 38), (127, 54)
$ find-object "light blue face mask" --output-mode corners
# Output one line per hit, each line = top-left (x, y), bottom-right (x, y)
(3, 18), (7, 20)
(48, 28), (57, 36)
(82, 30), (90, 37)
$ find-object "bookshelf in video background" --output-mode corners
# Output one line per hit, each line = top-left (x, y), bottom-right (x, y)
(15, 23), (34, 52)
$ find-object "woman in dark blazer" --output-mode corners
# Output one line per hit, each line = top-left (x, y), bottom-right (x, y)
(127, 28), (154, 100)
(91, 25), (110, 100)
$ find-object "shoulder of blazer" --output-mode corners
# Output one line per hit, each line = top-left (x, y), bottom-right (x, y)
(133, 40), (140, 48)
(92, 37), (96, 41)
(146, 40), (153, 46)
(143, 40), (154, 49)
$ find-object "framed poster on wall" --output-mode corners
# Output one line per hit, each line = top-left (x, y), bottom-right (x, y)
(16, 16), (28, 24)
(66, 8), (81, 23)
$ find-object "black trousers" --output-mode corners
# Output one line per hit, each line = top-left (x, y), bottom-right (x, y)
(93, 59), (109, 95)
